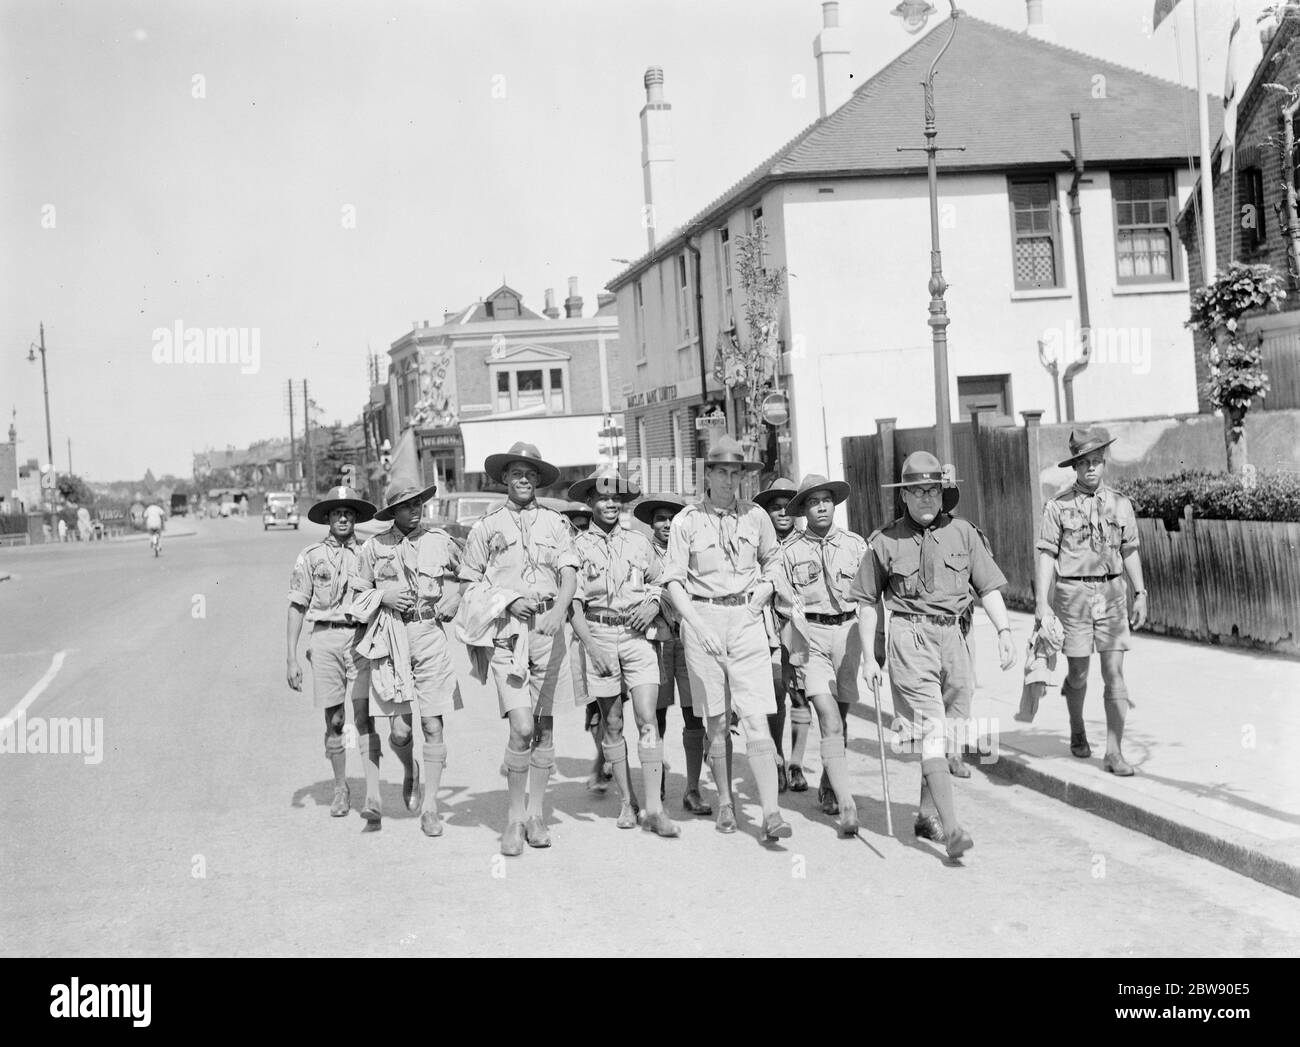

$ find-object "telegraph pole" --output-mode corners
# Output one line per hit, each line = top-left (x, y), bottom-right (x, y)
(302, 379), (313, 495)
(286, 379), (298, 490)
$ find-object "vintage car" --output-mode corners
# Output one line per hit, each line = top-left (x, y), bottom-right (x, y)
(262, 492), (300, 530)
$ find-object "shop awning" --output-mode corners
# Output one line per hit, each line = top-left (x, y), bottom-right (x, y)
(460, 413), (608, 472)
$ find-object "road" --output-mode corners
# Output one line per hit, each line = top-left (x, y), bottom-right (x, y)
(2, 518), (1298, 957)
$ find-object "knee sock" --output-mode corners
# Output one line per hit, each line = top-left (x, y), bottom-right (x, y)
(656, 707), (668, 738)
(708, 731), (732, 807)
(1103, 683), (1130, 753)
(1062, 680), (1087, 734)
(526, 745), (555, 821)
(639, 741), (665, 814)
(919, 775), (937, 818)
(356, 731), (382, 799)
(922, 756), (959, 837)
(682, 726), (706, 792)
(504, 746), (531, 824)
(324, 732), (346, 785)
(603, 739), (632, 807)
(790, 706), (812, 767)
(745, 735), (781, 817)
(725, 731), (734, 792)
(768, 700), (787, 759)
(820, 736), (853, 808)
(422, 742), (447, 814)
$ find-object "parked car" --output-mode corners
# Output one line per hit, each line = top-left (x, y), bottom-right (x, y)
(170, 493), (190, 516)
(423, 493), (507, 540)
(263, 492), (300, 530)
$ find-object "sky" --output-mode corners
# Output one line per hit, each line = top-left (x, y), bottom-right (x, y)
(0, 0), (1268, 481)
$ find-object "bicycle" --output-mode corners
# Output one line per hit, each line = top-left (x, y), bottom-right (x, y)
(149, 529), (162, 557)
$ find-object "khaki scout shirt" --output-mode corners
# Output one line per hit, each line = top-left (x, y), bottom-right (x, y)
(779, 526), (869, 616)
(659, 495), (781, 599)
(649, 540), (681, 628)
(1037, 482), (1139, 577)
(849, 513), (1006, 617)
(574, 522), (662, 616)
(351, 523), (461, 610)
(459, 500), (580, 600)
(288, 534), (363, 624)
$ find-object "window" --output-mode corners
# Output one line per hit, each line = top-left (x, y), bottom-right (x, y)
(957, 374), (1013, 421)
(637, 416), (648, 471)
(1113, 171), (1178, 283)
(634, 280), (646, 357)
(1242, 166), (1266, 250)
(549, 368), (564, 412)
(496, 371), (510, 412)
(676, 254), (692, 342)
(515, 369), (544, 410)
(752, 206), (767, 269)
(670, 409), (684, 490)
(491, 365), (568, 413)
(493, 294), (519, 320)
(1008, 177), (1064, 289)
(718, 226), (734, 329)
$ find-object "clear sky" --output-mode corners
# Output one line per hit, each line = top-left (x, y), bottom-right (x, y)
(0, 0), (1263, 481)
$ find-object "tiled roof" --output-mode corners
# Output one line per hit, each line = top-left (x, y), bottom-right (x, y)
(608, 14), (1220, 288)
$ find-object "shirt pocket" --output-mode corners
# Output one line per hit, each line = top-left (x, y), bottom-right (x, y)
(372, 551), (400, 584)
(690, 534), (724, 576)
(889, 551), (921, 598)
(735, 522), (760, 571)
(942, 549), (971, 594)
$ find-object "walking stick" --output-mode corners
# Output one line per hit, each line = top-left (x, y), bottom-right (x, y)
(871, 675), (893, 838)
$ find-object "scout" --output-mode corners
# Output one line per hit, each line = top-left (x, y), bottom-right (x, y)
(852, 451), (1016, 859)
(560, 502), (612, 793)
(635, 492), (712, 816)
(660, 436), (791, 841)
(1035, 427), (1147, 776)
(286, 485), (380, 820)
(755, 477), (808, 795)
(458, 442), (580, 857)
(568, 468), (679, 837)
(349, 480), (465, 836)
(779, 474), (868, 836)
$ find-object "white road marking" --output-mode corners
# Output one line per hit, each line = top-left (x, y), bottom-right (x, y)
(0, 650), (69, 729)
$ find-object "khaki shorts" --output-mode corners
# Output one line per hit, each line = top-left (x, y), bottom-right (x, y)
(682, 602), (775, 720)
(581, 619), (660, 698)
(308, 623), (371, 710)
(369, 620), (463, 719)
(1053, 575), (1131, 656)
(886, 616), (972, 760)
(491, 626), (576, 718)
(656, 632), (692, 711)
(802, 619), (863, 703)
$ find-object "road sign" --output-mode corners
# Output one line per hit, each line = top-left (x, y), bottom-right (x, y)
(760, 391), (789, 427)
(695, 413), (726, 431)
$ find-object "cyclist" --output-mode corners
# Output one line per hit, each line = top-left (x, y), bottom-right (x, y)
(144, 502), (166, 555)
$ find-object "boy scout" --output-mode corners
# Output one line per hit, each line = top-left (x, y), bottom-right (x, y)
(285, 486), (380, 820)
(636, 492), (712, 816)
(780, 474), (867, 837)
(561, 503), (611, 793)
(852, 451), (1016, 859)
(568, 468), (679, 838)
(1035, 427), (1147, 776)
(350, 480), (465, 836)
(755, 477), (808, 795)
(459, 442), (580, 857)
(660, 437), (791, 841)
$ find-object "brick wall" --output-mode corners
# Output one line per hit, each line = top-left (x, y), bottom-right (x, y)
(626, 400), (708, 495)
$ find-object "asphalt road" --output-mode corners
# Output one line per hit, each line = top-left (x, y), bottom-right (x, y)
(2, 519), (1298, 957)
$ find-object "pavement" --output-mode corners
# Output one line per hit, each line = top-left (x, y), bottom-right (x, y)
(862, 609), (1300, 898)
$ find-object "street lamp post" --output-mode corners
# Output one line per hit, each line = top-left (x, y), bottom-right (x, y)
(894, 0), (964, 476)
(27, 322), (54, 506)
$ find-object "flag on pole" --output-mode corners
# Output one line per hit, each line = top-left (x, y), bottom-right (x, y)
(1221, 3), (1242, 174)
(1153, 0), (1183, 32)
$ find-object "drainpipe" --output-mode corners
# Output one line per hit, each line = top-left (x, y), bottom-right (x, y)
(687, 233), (708, 404)
(1062, 111), (1091, 420)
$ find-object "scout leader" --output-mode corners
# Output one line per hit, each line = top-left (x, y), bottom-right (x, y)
(660, 436), (792, 842)
(285, 486), (381, 821)
(778, 474), (868, 837)
(636, 492), (712, 816)
(755, 477), (809, 795)
(1035, 427), (1147, 777)
(852, 451), (1017, 860)
(457, 442), (580, 857)
(349, 480), (465, 836)
(567, 468), (680, 838)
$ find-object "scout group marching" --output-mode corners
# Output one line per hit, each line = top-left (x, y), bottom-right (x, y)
(286, 426), (1146, 862)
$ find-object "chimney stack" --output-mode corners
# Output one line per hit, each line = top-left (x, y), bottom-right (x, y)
(564, 277), (583, 318)
(813, 2), (852, 119)
(596, 292), (616, 311)
(1025, 0), (1055, 42)
(543, 288), (561, 319)
(640, 67), (678, 251)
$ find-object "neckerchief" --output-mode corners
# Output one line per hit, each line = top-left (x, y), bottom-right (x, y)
(505, 499), (546, 585)
(803, 527), (843, 611)
(584, 522), (633, 604)
(903, 513), (945, 592)
(701, 496), (743, 567)
(1073, 482), (1109, 553)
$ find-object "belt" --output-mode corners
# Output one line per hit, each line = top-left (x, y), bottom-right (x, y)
(805, 611), (856, 626)
(584, 610), (628, 626)
(1059, 574), (1121, 581)
(314, 620), (360, 630)
(400, 603), (441, 624)
(691, 594), (749, 606)
(893, 612), (961, 627)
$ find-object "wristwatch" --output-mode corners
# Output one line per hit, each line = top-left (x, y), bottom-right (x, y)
(1133, 589), (1147, 596)
(997, 627), (1011, 635)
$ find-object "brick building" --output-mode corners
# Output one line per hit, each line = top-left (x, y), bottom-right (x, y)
(1179, 4), (1300, 412)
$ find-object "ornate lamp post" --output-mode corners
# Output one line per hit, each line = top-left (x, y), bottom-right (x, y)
(27, 322), (55, 508)
(894, 0), (963, 476)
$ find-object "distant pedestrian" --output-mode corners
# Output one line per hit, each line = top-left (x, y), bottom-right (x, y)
(57, 517), (67, 542)
(77, 505), (92, 542)
(1035, 427), (1147, 777)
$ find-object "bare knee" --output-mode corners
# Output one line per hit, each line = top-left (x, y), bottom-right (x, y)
(390, 717), (412, 747)
(421, 716), (444, 743)
(324, 705), (346, 735)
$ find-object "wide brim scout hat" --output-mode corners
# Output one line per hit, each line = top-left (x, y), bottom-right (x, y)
(882, 450), (960, 511)
(567, 467), (642, 504)
(484, 441), (560, 487)
(633, 491), (688, 526)
(785, 473), (851, 516)
(307, 485), (377, 525)
(702, 435), (763, 472)
(754, 476), (798, 510)
(1057, 426), (1117, 468)
(373, 479), (439, 522)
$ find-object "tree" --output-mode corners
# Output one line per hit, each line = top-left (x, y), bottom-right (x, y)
(56, 473), (94, 507)
(1187, 261), (1286, 473)
(317, 426), (351, 493)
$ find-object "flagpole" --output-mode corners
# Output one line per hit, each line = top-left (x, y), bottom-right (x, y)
(1193, 0), (1218, 280)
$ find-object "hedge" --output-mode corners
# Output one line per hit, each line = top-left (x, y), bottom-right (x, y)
(1114, 470), (1300, 523)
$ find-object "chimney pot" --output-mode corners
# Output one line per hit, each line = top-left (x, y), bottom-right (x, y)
(640, 66), (677, 250)
(822, 1), (839, 29)
(1025, 0), (1054, 41)
(564, 277), (583, 319)
(543, 288), (561, 319)
(813, 2), (852, 118)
